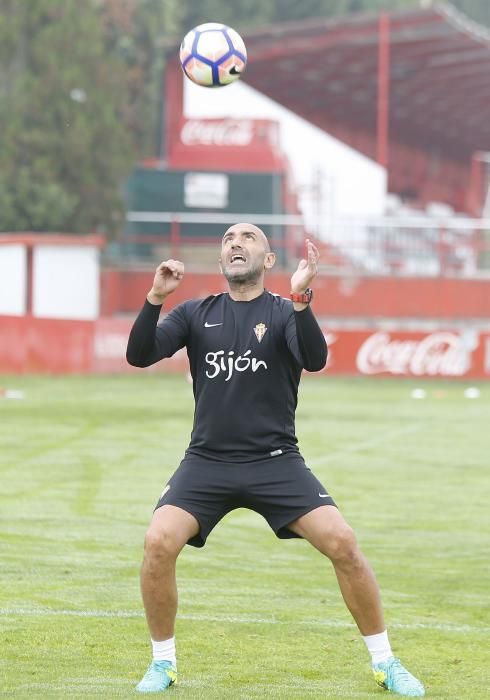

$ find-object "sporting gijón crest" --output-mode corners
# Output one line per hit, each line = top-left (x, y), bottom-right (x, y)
(254, 323), (267, 343)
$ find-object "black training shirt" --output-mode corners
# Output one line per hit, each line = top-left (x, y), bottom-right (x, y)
(126, 291), (327, 461)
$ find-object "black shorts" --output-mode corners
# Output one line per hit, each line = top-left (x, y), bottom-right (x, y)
(155, 452), (336, 547)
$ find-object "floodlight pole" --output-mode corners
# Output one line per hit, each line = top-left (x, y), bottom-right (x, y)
(377, 13), (390, 169)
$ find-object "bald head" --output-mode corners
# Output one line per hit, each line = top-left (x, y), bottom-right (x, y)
(222, 223), (270, 252)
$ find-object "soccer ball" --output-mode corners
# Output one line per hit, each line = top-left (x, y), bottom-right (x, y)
(179, 22), (247, 88)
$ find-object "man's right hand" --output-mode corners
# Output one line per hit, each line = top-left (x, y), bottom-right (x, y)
(147, 259), (185, 305)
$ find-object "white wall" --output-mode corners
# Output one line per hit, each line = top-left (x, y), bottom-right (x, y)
(184, 79), (387, 237)
(0, 245), (27, 316)
(33, 246), (99, 320)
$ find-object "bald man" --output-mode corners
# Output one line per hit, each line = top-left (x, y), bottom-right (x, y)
(127, 224), (424, 697)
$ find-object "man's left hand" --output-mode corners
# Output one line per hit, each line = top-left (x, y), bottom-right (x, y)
(290, 238), (319, 293)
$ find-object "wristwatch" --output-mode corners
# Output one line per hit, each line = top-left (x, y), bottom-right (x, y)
(290, 288), (313, 304)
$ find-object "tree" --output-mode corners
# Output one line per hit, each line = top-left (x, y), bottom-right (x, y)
(0, 0), (133, 234)
(180, 0), (274, 31)
(99, 0), (184, 160)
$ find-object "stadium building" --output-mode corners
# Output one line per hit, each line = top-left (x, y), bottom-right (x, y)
(1, 3), (490, 378)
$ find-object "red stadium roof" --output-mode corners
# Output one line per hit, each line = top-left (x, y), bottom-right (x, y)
(241, 3), (490, 162)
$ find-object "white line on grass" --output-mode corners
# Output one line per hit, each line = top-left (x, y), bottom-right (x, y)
(1, 607), (488, 634)
(308, 423), (423, 467)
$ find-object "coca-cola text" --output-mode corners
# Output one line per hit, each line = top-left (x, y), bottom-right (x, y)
(356, 332), (474, 376)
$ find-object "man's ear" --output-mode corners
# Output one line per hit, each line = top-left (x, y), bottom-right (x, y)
(264, 252), (276, 270)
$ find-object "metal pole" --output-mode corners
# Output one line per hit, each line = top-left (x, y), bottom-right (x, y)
(170, 218), (180, 259)
(161, 57), (184, 162)
(377, 13), (390, 168)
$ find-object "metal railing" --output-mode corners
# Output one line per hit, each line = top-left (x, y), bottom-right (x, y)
(108, 211), (490, 278)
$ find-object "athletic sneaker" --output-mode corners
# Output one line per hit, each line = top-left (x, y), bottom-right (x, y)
(136, 660), (177, 693)
(372, 656), (425, 697)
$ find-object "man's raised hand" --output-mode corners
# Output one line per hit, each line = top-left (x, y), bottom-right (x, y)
(290, 239), (319, 293)
(147, 259), (185, 305)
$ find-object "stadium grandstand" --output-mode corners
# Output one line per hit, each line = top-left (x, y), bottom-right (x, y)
(242, 2), (490, 210)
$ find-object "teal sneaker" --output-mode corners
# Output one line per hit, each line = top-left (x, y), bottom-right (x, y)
(136, 660), (177, 693)
(372, 656), (425, 697)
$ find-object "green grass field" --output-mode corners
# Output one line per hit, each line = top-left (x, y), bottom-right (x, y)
(1, 374), (489, 698)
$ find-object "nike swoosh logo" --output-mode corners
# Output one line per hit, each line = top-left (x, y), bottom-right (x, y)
(204, 322), (223, 328)
(319, 493), (331, 498)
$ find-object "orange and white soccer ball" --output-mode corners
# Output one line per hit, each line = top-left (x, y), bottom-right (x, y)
(179, 22), (247, 88)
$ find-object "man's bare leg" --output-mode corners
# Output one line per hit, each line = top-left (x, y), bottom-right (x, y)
(289, 505), (384, 635)
(140, 504), (199, 639)
(289, 505), (425, 696)
(136, 505), (199, 693)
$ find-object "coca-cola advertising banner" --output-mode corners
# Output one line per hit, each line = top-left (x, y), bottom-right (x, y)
(169, 118), (285, 173)
(179, 118), (279, 148)
(324, 329), (489, 378)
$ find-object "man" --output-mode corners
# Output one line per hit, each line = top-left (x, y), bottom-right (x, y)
(126, 223), (425, 697)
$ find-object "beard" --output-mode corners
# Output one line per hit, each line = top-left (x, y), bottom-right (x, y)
(222, 262), (262, 286)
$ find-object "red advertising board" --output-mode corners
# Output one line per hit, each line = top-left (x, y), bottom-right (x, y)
(1, 316), (488, 378)
(92, 317), (188, 375)
(0, 316), (94, 373)
(166, 118), (287, 173)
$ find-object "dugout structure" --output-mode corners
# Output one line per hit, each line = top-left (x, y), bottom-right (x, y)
(0, 234), (103, 373)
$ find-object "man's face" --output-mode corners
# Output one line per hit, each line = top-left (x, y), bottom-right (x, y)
(220, 223), (275, 284)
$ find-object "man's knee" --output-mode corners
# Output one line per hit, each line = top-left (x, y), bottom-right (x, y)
(322, 523), (360, 566)
(143, 523), (183, 563)
(143, 505), (199, 564)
